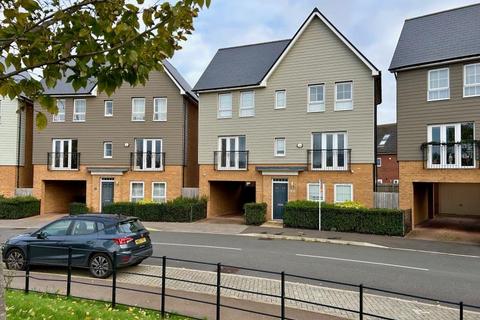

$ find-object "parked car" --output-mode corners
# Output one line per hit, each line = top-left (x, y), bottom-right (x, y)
(1, 214), (152, 278)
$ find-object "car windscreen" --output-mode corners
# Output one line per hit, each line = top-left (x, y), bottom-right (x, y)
(117, 219), (145, 234)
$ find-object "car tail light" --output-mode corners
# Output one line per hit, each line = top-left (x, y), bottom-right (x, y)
(113, 237), (134, 245)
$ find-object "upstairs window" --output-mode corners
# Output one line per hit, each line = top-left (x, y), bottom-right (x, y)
(376, 158), (382, 167)
(218, 93), (232, 119)
(308, 84), (325, 112)
(104, 100), (113, 117)
(153, 97), (167, 121)
(132, 98), (145, 121)
(275, 90), (286, 109)
(239, 91), (255, 117)
(274, 137), (286, 157)
(73, 99), (86, 122)
(53, 99), (66, 122)
(464, 63), (480, 97)
(428, 68), (450, 101)
(335, 82), (353, 110)
(103, 142), (112, 159)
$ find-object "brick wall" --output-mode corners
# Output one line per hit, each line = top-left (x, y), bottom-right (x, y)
(0, 166), (16, 197)
(376, 154), (398, 184)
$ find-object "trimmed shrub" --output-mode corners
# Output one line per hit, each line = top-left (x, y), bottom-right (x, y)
(0, 196), (40, 219)
(69, 202), (89, 215)
(244, 203), (267, 225)
(284, 200), (405, 236)
(102, 197), (207, 222)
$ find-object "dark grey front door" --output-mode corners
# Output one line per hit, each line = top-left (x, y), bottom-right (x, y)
(101, 180), (114, 210)
(273, 181), (288, 219)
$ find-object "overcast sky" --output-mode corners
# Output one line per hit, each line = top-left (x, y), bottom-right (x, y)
(171, 0), (479, 124)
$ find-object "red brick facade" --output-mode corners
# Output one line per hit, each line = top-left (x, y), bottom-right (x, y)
(376, 154), (398, 184)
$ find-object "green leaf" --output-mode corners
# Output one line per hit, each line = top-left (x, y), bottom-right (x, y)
(35, 112), (47, 130)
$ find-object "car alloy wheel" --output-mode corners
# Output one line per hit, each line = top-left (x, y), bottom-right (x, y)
(6, 249), (26, 271)
(89, 254), (112, 278)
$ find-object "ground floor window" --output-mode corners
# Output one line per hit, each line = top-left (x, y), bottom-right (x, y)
(152, 182), (167, 203)
(130, 181), (144, 202)
(334, 184), (353, 203)
(307, 183), (325, 202)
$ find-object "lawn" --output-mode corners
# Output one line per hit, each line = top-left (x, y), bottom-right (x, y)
(5, 289), (194, 320)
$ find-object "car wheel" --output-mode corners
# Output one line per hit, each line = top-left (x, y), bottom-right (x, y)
(89, 253), (113, 278)
(5, 248), (26, 271)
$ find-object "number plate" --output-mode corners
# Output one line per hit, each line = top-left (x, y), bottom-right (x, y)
(135, 237), (146, 245)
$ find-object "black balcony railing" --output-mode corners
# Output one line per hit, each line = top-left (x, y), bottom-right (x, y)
(130, 152), (165, 171)
(307, 149), (351, 171)
(213, 150), (249, 170)
(421, 141), (480, 169)
(47, 152), (80, 170)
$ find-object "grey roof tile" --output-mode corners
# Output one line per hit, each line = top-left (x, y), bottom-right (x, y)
(193, 39), (291, 91)
(377, 123), (397, 155)
(390, 4), (480, 71)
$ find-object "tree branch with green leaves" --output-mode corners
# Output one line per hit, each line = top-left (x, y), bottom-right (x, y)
(0, 0), (210, 128)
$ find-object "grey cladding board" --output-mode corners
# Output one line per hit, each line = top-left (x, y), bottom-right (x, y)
(390, 3), (480, 71)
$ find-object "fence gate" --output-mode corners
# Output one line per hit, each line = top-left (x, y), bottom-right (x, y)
(374, 192), (399, 209)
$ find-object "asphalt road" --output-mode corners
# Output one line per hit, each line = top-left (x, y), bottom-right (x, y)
(1, 228), (480, 307)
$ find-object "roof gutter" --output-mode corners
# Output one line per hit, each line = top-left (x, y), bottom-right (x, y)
(389, 54), (480, 73)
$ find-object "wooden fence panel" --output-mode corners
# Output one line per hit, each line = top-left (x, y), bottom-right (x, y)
(374, 192), (399, 209)
(182, 188), (199, 199)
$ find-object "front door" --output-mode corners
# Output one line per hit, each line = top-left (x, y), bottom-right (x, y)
(101, 179), (114, 211)
(273, 180), (288, 219)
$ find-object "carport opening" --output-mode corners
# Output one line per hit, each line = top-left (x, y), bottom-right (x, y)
(413, 182), (480, 232)
(209, 181), (256, 217)
(44, 180), (86, 214)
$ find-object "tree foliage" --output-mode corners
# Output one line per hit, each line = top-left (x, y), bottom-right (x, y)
(0, 0), (209, 128)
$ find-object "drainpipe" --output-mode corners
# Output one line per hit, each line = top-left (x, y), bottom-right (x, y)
(16, 104), (23, 189)
(182, 98), (187, 187)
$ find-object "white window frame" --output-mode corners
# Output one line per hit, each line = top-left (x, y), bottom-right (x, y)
(334, 82), (353, 111)
(428, 68), (450, 101)
(274, 137), (286, 157)
(131, 98), (146, 121)
(152, 182), (167, 203)
(153, 97), (167, 121)
(218, 93), (232, 119)
(376, 157), (382, 167)
(239, 91), (255, 117)
(72, 99), (86, 122)
(379, 134), (390, 146)
(216, 136), (247, 170)
(51, 139), (77, 170)
(275, 90), (286, 109)
(310, 132), (349, 171)
(463, 63), (480, 98)
(130, 181), (144, 202)
(308, 84), (325, 112)
(104, 100), (113, 117)
(53, 99), (66, 122)
(134, 138), (163, 171)
(307, 183), (325, 202)
(334, 184), (353, 203)
(103, 141), (112, 159)
(427, 123), (475, 169)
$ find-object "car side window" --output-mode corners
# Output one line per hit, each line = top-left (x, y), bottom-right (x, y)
(71, 220), (96, 236)
(41, 220), (72, 237)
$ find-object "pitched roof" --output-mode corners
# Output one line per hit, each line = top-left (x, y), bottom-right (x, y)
(42, 60), (196, 101)
(193, 39), (290, 91)
(377, 123), (397, 155)
(194, 8), (379, 92)
(389, 3), (480, 71)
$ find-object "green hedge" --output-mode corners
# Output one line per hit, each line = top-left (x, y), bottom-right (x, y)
(284, 200), (405, 236)
(0, 196), (40, 219)
(69, 202), (89, 215)
(102, 197), (207, 222)
(244, 203), (267, 225)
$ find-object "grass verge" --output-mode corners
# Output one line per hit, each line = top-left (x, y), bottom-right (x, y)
(5, 289), (194, 320)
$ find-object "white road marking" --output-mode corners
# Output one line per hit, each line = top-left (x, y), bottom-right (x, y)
(152, 242), (242, 251)
(296, 254), (429, 271)
(386, 247), (480, 259)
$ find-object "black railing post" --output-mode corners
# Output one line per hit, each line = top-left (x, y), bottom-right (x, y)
(67, 247), (72, 297)
(460, 301), (464, 320)
(111, 252), (117, 308)
(281, 271), (285, 320)
(161, 256), (166, 318)
(216, 263), (221, 320)
(24, 244), (30, 294)
(359, 284), (363, 320)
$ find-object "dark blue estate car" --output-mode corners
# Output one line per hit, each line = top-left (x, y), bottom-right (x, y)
(2, 214), (153, 278)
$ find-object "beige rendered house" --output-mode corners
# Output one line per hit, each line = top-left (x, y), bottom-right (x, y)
(390, 4), (480, 227)
(33, 61), (198, 214)
(194, 8), (381, 219)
